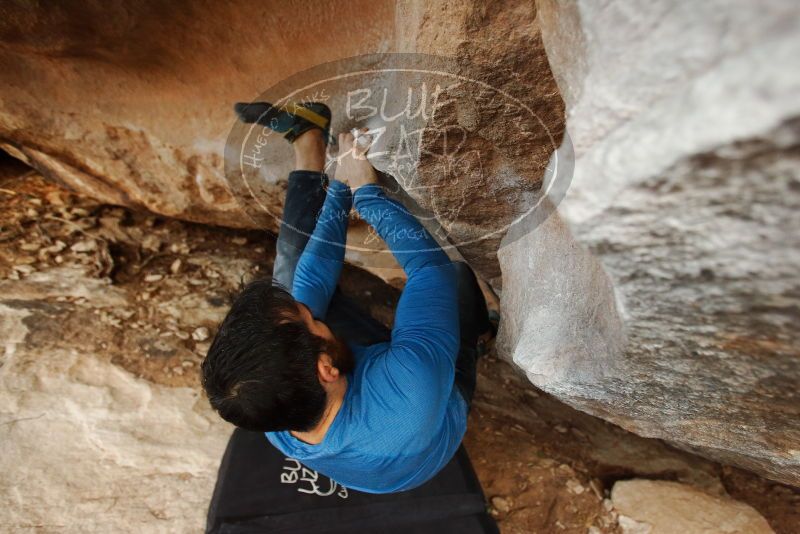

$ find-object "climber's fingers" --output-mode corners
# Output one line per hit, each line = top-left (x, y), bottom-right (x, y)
(336, 129), (373, 161)
(336, 132), (353, 163)
(352, 127), (373, 159)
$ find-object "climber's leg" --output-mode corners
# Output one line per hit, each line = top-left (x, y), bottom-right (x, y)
(271, 129), (329, 289)
(452, 261), (493, 411)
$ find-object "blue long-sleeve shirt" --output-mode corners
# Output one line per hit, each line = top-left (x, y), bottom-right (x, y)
(265, 180), (467, 494)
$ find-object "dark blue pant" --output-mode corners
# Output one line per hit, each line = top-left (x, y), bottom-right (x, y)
(272, 170), (489, 409)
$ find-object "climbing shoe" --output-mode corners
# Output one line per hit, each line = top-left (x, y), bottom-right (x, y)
(233, 101), (334, 145)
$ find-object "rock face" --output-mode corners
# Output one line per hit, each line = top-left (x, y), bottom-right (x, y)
(0, 0), (397, 226)
(0, 0), (564, 286)
(0, 272), (233, 531)
(9, 171), (797, 534)
(2, 0), (799, 489)
(611, 479), (774, 534)
(498, 0), (800, 486)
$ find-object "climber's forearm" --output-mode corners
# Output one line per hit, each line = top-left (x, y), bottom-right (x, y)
(352, 183), (459, 369)
(352, 184), (450, 274)
(291, 179), (352, 319)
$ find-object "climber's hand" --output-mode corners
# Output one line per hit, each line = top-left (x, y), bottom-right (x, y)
(334, 128), (378, 190)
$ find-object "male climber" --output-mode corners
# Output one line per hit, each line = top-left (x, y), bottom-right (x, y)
(202, 102), (494, 494)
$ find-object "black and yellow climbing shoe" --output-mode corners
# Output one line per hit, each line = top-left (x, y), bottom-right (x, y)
(233, 101), (333, 145)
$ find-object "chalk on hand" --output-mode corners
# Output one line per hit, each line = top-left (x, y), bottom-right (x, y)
(352, 128), (373, 151)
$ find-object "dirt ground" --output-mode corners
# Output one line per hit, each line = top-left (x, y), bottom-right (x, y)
(1, 158), (798, 533)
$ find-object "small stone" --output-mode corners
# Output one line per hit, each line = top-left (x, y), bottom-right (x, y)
(192, 327), (210, 341)
(617, 515), (652, 534)
(44, 240), (67, 254)
(144, 274), (163, 283)
(589, 479), (604, 500)
(174, 330), (190, 341)
(181, 360), (195, 368)
(117, 309), (136, 320)
(45, 191), (65, 205)
(490, 496), (511, 513)
(566, 478), (585, 495)
(13, 264), (35, 275)
(70, 207), (90, 217)
(554, 424), (568, 433)
(20, 242), (41, 252)
(141, 234), (161, 252)
(194, 342), (211, 355)
(54, 255), (64, 264)
(232, 236), (247, 245)
(70, 240), (97, 253)
(170, 259), (182, 274)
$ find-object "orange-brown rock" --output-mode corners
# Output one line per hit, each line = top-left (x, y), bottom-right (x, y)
(0, 0), (564, 287)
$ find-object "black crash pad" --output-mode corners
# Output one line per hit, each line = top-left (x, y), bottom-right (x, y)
(206, 428), (499, 534)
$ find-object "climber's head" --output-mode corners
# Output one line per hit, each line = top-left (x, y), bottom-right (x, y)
(201, 279), (354, 432)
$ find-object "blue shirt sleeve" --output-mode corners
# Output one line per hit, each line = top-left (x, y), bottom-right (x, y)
(291, 179), (352, 319)
(353, 184), (459, 412)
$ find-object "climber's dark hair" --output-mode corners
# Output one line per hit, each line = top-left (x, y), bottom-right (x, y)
(201, 279), (327, 432)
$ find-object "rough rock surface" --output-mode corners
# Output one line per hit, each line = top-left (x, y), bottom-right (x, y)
(4, 170), (798, 533)
(497, 0), (800, 486)
(611, 480), (774, 534)
(1, 326), (233, 532)
(0, 0), (564, 286)
(0, 0), (397, 229)
(2, 0), (799, 489)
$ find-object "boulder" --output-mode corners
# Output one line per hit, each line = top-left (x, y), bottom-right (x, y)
(611, 479), (774, 534)
(497, 0), (800, 485)
(0, 0), (564, 286)
(0, 272), (232, 531)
